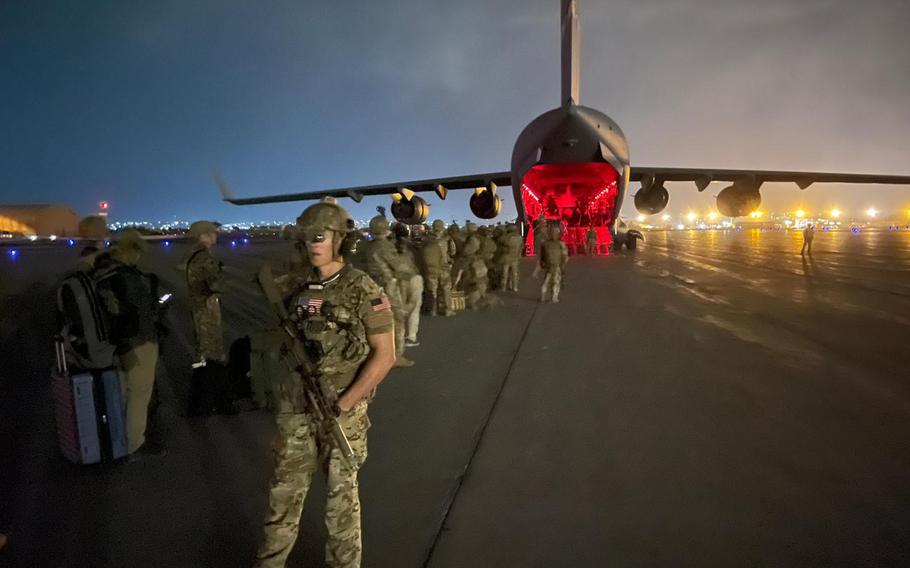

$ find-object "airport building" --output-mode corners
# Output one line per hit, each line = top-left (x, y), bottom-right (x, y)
(0, 204), (80, 237)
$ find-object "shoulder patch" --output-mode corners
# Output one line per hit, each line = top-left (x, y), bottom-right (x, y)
(371, 294), (392, 312)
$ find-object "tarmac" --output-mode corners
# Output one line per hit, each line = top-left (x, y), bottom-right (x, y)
(1, 228), (909, 567)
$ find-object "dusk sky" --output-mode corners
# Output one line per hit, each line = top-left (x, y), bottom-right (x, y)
(2, 0), (909, 225)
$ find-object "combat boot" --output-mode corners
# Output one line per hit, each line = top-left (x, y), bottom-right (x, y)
(394, 355), (415, 368)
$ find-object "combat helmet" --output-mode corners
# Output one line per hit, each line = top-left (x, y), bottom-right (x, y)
(431, 219), (446, 234)
(296, 200), (354, 238)
(77, 215), (109, 240)
(188, 220), (219, 238)
(465, 221), (478, 233)
(369, 214), (391, 237)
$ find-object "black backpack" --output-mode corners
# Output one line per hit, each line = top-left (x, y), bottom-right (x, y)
(56, 271), (116, 371)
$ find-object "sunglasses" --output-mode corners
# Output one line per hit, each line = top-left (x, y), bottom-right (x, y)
(301, 231), (327, 243)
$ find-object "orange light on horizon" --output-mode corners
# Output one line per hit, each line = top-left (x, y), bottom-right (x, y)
(866, 207), (878, 218)
(831, 209), (842, 218)
(795, 209), (806, 218)
(687, 212), (697, 222)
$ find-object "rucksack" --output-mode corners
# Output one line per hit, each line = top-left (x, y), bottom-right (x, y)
(57, 271), (116, 371)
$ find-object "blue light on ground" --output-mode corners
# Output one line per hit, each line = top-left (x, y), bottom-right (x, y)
(7, 248), (19, 260)
(230, 240), (237, 247)
(66, 239), (76, 246)
(164, 240), (171, 247)
(852, 227), (861, 235)
(242, 238), (250, 245)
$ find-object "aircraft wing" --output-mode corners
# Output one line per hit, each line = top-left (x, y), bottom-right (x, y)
(629, 167), (910, 191)
(217, 171), (512, 205)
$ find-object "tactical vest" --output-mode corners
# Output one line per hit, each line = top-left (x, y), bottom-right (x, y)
(289, 266), (370, 391)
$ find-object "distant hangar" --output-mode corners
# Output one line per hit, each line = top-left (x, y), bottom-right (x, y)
(0, 204), (79, 237)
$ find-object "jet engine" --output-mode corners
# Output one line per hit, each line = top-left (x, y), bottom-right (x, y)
(391, 188), (429, 225)
(470, 183), (502, 219)
(633, 176), (669, 215)
(716, 183), (762, 218)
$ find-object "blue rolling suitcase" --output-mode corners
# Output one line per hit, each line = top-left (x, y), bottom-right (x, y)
(53, 341), (128, 464)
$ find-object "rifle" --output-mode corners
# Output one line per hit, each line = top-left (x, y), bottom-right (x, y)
(257, 264), (355, 462)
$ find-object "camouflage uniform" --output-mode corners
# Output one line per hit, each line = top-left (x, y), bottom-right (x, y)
(497, 225), (523, 293)
(478, 227), (499, 290)
(585, 227), (598, 256)
(539, 230), (568, 303)
(362, 216), (414, 360)
(420, 220), (455, 316)
(456, 223), (489, 309)
(186, 242), (225, 362)
(256, 202), (394, 568)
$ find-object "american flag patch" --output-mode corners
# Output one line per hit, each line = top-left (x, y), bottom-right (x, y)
(371, 294), (392, 312)
(298, 296), (323, 315)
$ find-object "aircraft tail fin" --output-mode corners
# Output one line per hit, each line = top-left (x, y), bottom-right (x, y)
(561, 0), (581, 106)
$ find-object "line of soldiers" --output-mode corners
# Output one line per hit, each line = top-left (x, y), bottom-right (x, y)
(70, 203), (548, 568)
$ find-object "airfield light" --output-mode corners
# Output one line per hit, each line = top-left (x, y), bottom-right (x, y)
(66, 239), (76, 247)
(795, 210), (806, 219)
(707, 212), (718, 221)
(866, 207), (877, 218)
(230, 240), (237, 247)
(662, 214), (671, 221)
(686, 212), (697, 222)
(749, 211), (763, 219)
(831, 209), (841, 218)
(676, 224), (685, 230)
(163, 240), (171, 247)
(7, 248), (18, 260)
(49, 235), (57, 241)
(636, 215), (646, 222)
(28, 235), (38, 242)
(784, 220), (792, 227)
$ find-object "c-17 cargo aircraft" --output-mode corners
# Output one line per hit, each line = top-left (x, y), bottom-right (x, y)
(219, 0), (910, 254)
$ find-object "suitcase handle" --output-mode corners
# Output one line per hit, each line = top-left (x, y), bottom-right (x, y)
(54, 336), (68, 375)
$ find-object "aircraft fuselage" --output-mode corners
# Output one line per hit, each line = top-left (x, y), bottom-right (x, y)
(510, 103), (631, 254)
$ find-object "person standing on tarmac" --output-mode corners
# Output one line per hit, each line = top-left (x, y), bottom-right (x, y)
(185, 221), (233, 415)
(363, 214), (415, 367)
(92, 229), (164, 457)
(539, 225), (569, 303)
(420, 220), (456, 316)
(393, 223), (423, 348)
(497, 223), (523, 293)
(585, 226), (598, 256)
(801, 223), (815, 255)
(76, 215), (110, 272)
(254, 200), (396, 568)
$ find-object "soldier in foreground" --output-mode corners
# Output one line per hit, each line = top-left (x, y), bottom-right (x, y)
(185, 221), (233, 415)
(539, 225), (568, 303)
(254, 201), (396, 568)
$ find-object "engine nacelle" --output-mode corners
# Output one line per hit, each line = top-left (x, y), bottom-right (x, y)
(633, 182), (669, 215)
(716, 184), (762, 218)
(470, 185), (502, 219)
(391, 192), (429, 225)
